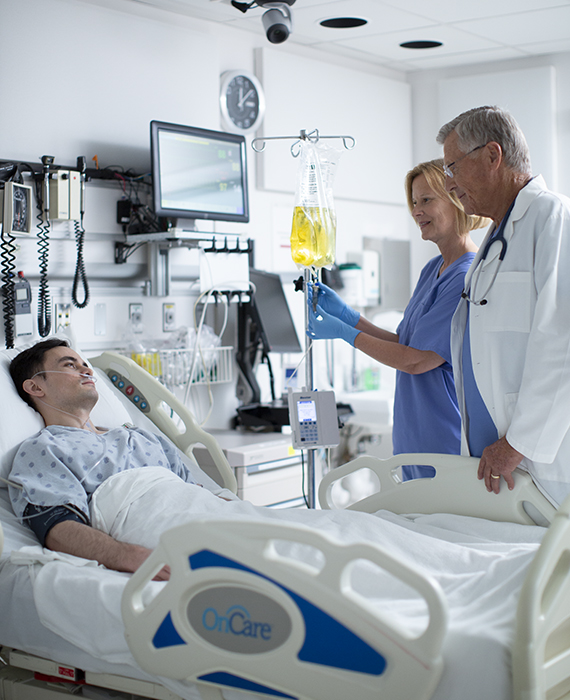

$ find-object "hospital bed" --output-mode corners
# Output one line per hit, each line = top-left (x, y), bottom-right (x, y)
(0, 343), (569, 700)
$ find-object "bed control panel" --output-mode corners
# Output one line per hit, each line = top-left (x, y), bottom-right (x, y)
(106, 370), (151, 413)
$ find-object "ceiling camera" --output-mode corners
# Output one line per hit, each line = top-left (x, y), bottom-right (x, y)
(257, 1), (295, 44)
(231, 0), (296, 44)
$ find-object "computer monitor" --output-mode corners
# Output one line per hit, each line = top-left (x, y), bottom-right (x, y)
(150, 120), (249, 225)
(249, 268), (302, 354)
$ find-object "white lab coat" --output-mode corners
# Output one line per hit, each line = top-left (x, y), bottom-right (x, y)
(451, 175), (570, 506)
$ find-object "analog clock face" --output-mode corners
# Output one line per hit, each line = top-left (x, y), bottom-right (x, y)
(221, 72), (265, 133)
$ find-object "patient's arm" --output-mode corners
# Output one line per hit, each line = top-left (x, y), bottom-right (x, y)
(45, 520), (171, 581)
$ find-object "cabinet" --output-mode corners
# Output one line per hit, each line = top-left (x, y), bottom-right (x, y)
(194, 430), (309, 508)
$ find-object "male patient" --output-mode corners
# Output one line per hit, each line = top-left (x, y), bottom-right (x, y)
(8, 338), (232, 580)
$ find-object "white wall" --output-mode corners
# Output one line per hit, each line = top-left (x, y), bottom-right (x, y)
(408, 52), (570, 281)
(0, 0), (411, 426)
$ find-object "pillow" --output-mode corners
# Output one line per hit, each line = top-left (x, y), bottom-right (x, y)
(0, 341), (45, 483)
(0, 337), (131, 483)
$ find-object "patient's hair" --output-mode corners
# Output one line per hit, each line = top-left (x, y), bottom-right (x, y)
(10, 338), (70, 409)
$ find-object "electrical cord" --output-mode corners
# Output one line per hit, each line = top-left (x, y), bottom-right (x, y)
(72, 216), (89, 308)
(72, 156), (89, 309)
(1, 229), (16, 349)
(36, 158), (52, 337)
(36, 205), (51, 337)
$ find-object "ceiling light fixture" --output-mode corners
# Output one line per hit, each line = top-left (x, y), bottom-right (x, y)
(400, 40), (443, 49)
(319, 17), (368, 29)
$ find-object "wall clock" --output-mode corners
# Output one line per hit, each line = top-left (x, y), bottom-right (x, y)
(220, 70), (266, 134)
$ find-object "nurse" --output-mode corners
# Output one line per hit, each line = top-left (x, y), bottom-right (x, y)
(307, 159), (488, 478)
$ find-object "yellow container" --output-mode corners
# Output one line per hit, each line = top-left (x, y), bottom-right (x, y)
(290, 206), (336, 268)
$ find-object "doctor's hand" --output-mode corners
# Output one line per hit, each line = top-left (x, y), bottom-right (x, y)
(309, 282), (360, 327)
(307, 304), (361, 347)
(477, 436), (523, 494)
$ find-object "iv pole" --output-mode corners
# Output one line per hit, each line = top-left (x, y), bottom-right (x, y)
(252, 129), (355, 508)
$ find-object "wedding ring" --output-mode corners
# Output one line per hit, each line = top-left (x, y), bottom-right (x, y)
(490, 474), (501, 479)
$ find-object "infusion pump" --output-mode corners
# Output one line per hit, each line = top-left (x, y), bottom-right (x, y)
(288, 388), (340, 450)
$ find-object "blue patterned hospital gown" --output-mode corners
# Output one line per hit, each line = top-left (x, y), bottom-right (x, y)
(8, 425), (195, 520)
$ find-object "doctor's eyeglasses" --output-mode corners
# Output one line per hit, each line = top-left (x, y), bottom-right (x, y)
(443, 144), (486, 178)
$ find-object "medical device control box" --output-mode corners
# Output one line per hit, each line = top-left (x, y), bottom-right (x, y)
(13, 273), (33, 336)
(288, 389), (339, 449)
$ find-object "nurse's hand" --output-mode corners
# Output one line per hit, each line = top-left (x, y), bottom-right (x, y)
(477, 436), (523, 494)
(309, 282), (360, 327)
(307, 304), (360, 346)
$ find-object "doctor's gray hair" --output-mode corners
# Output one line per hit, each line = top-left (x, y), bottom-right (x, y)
(437, 105), (532, 176)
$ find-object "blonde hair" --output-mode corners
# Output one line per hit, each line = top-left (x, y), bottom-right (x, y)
(405, 158), (489, 234)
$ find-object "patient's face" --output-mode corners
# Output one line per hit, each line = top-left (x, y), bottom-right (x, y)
(31, 347), (99, 413)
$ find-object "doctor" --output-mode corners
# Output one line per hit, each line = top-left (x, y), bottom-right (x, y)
(437, 105), (570, 507)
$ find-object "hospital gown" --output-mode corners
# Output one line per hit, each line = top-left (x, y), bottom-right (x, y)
(8, 425), (195, 521)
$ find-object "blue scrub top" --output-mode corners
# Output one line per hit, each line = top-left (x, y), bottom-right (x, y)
(392, 252), (476, 478)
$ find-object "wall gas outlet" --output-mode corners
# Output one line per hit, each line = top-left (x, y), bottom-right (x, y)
(55, 303), (71, 331)
(162, 303), (176, 332)
(129, 303), (143, 333)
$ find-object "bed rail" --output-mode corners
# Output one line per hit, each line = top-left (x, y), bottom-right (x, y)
(122, 518), (448, 700)
(513, 491), (570, 700)
(318, 453), (557, 526)
(90, 351), (237, 494)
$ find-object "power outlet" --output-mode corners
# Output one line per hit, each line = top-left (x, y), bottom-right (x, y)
(162, 303), (176, 332)
(129, 303), (144, 333)
(55, 303), (71, 331)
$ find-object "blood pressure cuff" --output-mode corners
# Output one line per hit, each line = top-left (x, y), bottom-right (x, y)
(23, 503), (90, 547)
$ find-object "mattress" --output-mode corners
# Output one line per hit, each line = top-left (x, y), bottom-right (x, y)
(0, 479), (548, 700)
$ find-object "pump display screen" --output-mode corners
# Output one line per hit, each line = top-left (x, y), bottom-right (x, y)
(297, 400), (317, 422)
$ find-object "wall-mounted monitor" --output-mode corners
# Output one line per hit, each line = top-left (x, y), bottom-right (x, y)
(150, 120), (249, 226)
(1, 182), (33, 235)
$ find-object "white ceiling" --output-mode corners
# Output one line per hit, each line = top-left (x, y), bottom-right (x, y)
(122, 0), (570, 72)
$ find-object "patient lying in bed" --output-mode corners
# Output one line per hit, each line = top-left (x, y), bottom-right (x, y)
(7, 338), (234, 580)
(6, 339), (546, 598)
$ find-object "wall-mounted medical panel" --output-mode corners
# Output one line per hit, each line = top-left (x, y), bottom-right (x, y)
(255, 48), (412, 205)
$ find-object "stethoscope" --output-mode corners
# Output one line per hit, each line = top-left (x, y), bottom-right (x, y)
(461, 199), (516, 306)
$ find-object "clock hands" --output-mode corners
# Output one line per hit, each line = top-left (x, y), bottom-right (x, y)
(237, 88), (254, 110)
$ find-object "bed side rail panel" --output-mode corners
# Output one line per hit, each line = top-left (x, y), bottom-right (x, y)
(319, 453), (557, 526)
(90, 351), (237, 494)
(122, 518), (448, 700)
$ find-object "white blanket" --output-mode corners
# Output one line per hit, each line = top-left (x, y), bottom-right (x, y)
(30, 468), (546, 700)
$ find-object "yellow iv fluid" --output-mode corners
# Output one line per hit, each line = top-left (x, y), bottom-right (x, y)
(291, 206), (336, 268)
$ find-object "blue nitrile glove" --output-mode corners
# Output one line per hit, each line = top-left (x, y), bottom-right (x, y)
(307, 304), (360, 347)
(308, 282), (360, 327)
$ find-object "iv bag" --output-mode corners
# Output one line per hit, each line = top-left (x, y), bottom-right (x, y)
(290, 140), (342, 268)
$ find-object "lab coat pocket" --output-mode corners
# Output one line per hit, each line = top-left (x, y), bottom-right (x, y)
(484, 271), (532, 332)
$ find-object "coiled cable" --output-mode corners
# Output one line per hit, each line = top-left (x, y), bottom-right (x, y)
(72, 216), (89, 308)
(1, 229), (16, 349)
(36, 196), (51, 337)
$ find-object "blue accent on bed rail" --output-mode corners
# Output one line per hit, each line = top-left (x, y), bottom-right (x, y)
(152, 611), (187, 649)
(198, 671), (297, 698)
(189, 550), (386, 676)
